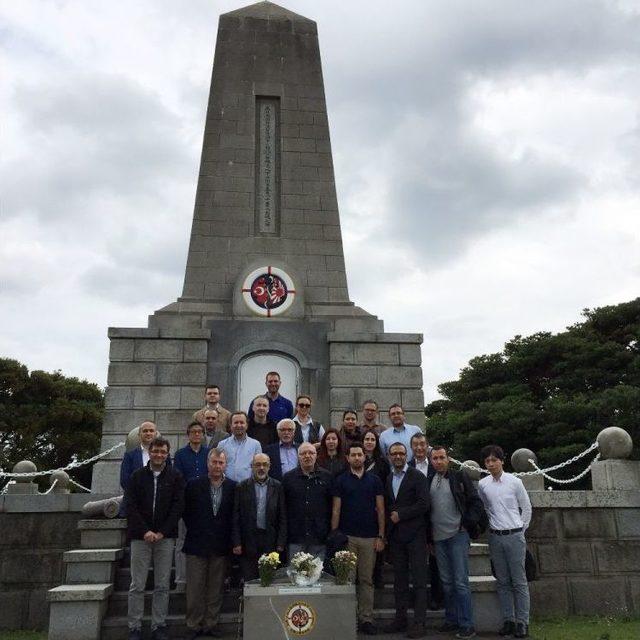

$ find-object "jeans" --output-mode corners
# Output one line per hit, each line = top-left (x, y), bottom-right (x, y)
(488, 531), (530, 624)
(434, 530), (474, 629)
(128, 538), (175, 631)
(174, 518), (186, 584)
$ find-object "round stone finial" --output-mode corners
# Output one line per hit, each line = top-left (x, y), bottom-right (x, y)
(597, 426), (633, 460)
(12, 460), (37, 482)
(462, 460), (482, 481)
(50, 470), (71, 494)
(511, 448), (538, 472)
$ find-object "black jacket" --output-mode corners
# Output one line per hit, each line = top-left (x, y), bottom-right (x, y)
(126, 462), (184, 540)
(282, 466), (333, 545)
(427, 469), (487, 540)
(365, 455), (391, 486)
(232, 477), (287, 555)
(385, 466), (429, 544)
(183, 475), (236, 557)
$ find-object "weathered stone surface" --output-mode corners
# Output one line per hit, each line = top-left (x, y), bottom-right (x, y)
(155, 409), (195, 433)
(354, 343), (399, 365)
(591, 459), (640, 490)
(101, 410), (154, 434)
(527, 509), (560, 539)
(103, 387), (133, 409)
(615, 508), (640, 538)
(354, 388), (401, 411)
(108, 339), (134, 362)
(329, 343), (354, 364)
(529, 578), (570, 616)
(569, 577), (628, 615)
(377, 365), (422, 387)
(329, 387), (354, 408)
(180, 386), (205, 409)
(107, 362), (156, 386)
(0, 591), (28, 628)
(183, 340), (208, 362)
(562, 510), (616, 539)
(399, 343), (421, 366)
(537, 542), (593, 574)
(156, 363), (207, 385)
(401, 388), (425, 411)
(133, 339), (183, 362)
(594, 541), (640, 573)
(330, 365), (377, 386)
(597, 426), (633, 460)
(133, 386), (181, 409)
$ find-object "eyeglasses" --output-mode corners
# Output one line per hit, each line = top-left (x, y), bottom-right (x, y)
(297, 403), (311, 408)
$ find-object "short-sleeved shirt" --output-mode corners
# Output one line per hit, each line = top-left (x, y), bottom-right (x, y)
(333, 470), (383, 538)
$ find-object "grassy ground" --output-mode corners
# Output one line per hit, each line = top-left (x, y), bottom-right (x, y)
(530, 616), (640, 640)
(0, 633), (46, 640)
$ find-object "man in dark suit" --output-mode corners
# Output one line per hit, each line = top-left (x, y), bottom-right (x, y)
(385, 442), (430, 639)
(264, 419), (299, 481)
(120, 421), (157, 494)
(232, 453), (287, 580)
(183, 447), (236, 640)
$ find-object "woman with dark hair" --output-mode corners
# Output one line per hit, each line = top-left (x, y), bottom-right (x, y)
(317, 428), (348, 476)
(340, 409), (363, 455)
(362, 430), (390, 485)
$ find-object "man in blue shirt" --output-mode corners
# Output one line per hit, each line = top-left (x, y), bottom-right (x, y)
(247, 371), (294, 424)
(379, 404), (423, 461)
(217, 412), (262, 482)
(264, 419), (299, 481)
(331, 443), (385, 635)
(173, 421), (209, 592)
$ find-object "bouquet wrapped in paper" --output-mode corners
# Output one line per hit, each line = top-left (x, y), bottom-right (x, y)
(287, 551), (324, 586)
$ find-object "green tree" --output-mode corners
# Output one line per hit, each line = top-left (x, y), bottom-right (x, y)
(426, 298), (640, 477)
(0, 358), (104, 490)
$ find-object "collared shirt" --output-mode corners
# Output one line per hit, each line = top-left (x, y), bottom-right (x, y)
(379, 423), (423, 461)
(478, 471), (532, 530)
(294, 415), (325, 443)
(254, 480), (268, 530)
(279, 442), (298, 476)
(141, 445), (150, 467)
(217, 435), (262, 482)
(414, 458), (431, 477)
(173, 443), (209, 483)
(210, 480), (223, 516)
(360, 423), (387, 436)
(391, 464), (408, 498)
(333, 469), (383, 538)
(249, 394), (294, 424)
(247, 418), (278, 448)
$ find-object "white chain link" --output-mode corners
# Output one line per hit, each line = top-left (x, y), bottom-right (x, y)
(67, 478), (92, 493)
(450, 440), (601, 484)
(527, 453), (601, 484)
(43, 478), (59, 495)
(0, 441), (125, 479)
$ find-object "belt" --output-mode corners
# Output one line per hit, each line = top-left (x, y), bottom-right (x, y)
(490, 527), (523, 536)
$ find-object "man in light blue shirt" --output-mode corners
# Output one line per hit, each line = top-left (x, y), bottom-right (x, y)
(217, 411), (262, 482)
(379, 404), (423, 462)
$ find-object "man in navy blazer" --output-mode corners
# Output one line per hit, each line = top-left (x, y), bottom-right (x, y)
(183, 447), (236, 639)
(264, 419), (299, 481)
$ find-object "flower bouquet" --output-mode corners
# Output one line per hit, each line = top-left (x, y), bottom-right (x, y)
(258, 551), (281, 587)
(331, 549), (357, 585)
(287, 551), (324, 586)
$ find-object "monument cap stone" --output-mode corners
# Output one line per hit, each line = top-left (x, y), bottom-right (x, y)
(597, 426), (633, 460)
(511, 448), (538, 472)
(12, 459), (37, 481)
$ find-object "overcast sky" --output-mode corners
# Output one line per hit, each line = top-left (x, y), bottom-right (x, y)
(2, 0), (640, 403)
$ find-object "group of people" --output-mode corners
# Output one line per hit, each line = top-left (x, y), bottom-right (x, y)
(121, 373), (533, 640)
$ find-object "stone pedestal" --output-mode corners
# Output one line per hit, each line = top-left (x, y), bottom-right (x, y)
(522, 475), (545, 491)
(591, 459), (640, 491)
(47, 584), (112, 640)
(243, 579), (356, 640)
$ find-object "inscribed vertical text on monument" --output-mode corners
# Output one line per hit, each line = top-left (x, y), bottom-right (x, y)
(255, 97), (281, 235)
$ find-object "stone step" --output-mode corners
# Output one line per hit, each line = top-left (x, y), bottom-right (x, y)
(78, 519), (127, 549)
(64, 548), (124, 584)
(106, 590), (242, 617)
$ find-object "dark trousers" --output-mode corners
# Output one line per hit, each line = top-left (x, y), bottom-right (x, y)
(239, 529), (268, 582)
(430, 553), (444, 604)
(390, 532), (429, 624)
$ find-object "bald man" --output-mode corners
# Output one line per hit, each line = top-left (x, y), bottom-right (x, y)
(282, 443), (333, 560)
(120, 421), (158, 497)
(232, 453), (287, 581)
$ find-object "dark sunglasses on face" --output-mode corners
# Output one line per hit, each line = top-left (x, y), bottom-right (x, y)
(297, 403), (311, 408)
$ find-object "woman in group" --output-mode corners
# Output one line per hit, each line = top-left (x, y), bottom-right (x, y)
(317, 428), (348, 476)
(362, 429), (390, 485)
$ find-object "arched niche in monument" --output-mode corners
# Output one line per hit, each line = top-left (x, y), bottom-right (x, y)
(237, 352), (300, 411)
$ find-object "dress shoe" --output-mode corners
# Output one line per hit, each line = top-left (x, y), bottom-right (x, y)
(498, 620), (515, 636)
(359, 621), (378, 635)
(455, 628), (476, 639)
(514, 622), (529, 638)
(150, 626), (169, 640)
(384, 618), (408, 633)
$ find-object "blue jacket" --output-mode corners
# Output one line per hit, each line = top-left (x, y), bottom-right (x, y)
(120, 448), (143, 492)
(264, 442), (299, 481)
(183, 475), (236, 557)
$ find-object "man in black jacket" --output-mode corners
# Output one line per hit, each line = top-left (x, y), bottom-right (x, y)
(125, 436), (184, 640)
(428, 445), (486, 639)
(282, 442), (333, 559)
(384, 442), (430, 639)
(232, 452), (287, 580)
(183, 447), (236, 639)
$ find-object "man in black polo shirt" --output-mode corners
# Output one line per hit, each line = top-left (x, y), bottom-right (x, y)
(331, 443), (385, 636)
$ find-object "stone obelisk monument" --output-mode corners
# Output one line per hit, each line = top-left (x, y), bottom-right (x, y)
(93, 1), (424, 493)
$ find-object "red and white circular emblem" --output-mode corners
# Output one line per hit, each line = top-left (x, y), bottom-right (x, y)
(242, 266), (296, 317)
(284, 601), (317, 635)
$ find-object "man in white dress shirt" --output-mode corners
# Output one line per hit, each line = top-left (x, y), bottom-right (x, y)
(478, 445), (532, 639)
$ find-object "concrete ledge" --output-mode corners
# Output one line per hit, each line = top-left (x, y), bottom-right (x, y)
(108, 327), (159, 338)
(1, 494), (114, 513)
(530, 490), (640, 508)
(78, 518), (127, 530)
(327, 331), (423, 344)
(64, 549), (123, 563)
(48, 584), (113, 602)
